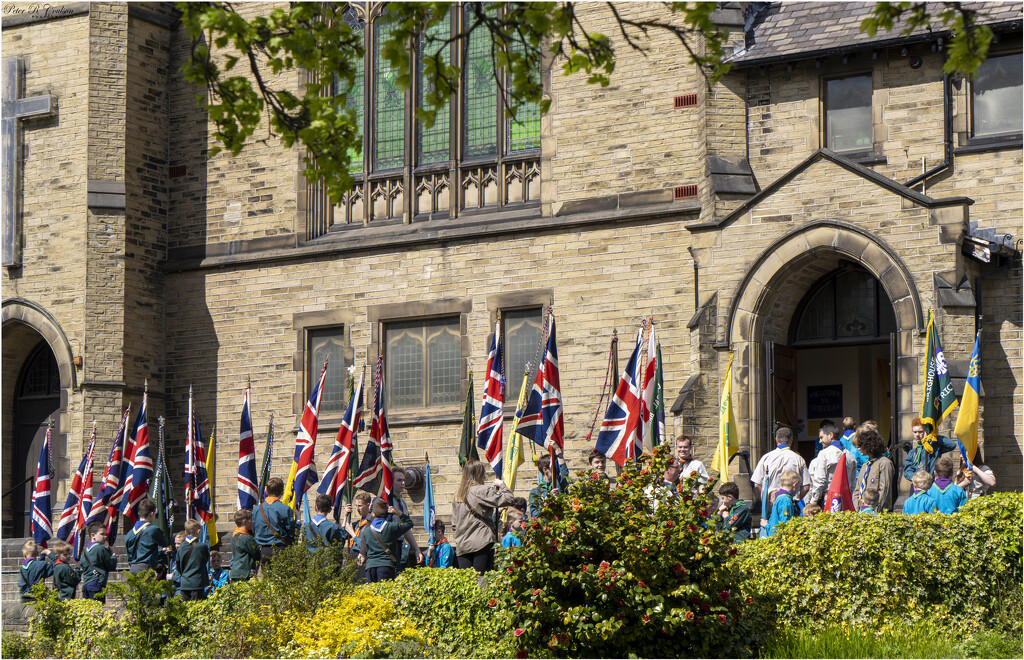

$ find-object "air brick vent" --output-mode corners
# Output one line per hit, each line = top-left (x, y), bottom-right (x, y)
(674, 94), (698, 109)
(674, 184), (698, 200)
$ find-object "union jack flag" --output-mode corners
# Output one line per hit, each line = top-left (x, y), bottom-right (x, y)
(185, 386), (212, 522)
(85, 406), (131, 543)
(236, 385), (259, 510)
(477, 321), (505, 478)
(515, 313), (563, 450)
(641, 319), (657, 441)
(74, 467), (94, 560)
(355, 356), (393, 504)
(319, 371), (364, 508)
(595, 324), (644, 466)
(56, 423), (96, 541)
(31, 424), (54, 546)
(120, 385), (153, 521)
(286, 360), (327, 507)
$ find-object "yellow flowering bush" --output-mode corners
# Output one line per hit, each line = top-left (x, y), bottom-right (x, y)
(285, 591), (425, 659)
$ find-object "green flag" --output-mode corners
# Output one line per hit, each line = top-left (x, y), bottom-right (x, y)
(459, 372), (479, 467)
(257, 415), (274, 500)
(651, 343), (665, 446)
(150, 416), (174, 538)
(920, 310), (959, 450)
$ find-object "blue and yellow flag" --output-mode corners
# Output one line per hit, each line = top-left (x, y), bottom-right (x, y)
(711, 353), (739, 481)
(953, 332), (981, 464)
(204, 429), (219, 547)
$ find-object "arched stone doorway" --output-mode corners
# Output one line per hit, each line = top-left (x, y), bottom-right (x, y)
(725, 222), (923, 503)
(2, 298), (75, 537)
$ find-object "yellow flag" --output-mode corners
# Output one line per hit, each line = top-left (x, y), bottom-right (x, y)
(953, 333), (981, 463)
(205, 430), (220, 547)
(281, 459), (299, 510)
(504, 369), (532, 493)
(711, 354), (739, 480)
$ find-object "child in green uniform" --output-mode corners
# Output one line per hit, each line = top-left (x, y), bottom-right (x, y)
(125, 499), (172, 578)
(716, 482), (752, 543)
(358, 500), (413, 582)
(50, 541), (81, 600)
(81, 522), (118, 602)
(18, 540), (53, 601)
(175, 519), (211, 601)
(229, 509), (260, 582)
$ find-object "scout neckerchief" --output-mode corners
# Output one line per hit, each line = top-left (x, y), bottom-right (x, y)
(348, 518), (369, 551)
(127, 521), (151, 562)
(310, 514), (329, 540)
(828, 439), (844, 451)
(368, 517), (397, 562)
(428, 537), (449, 567)
(857, 457), (879, 499)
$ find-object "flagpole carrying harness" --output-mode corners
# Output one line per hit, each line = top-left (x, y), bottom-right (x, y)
(585, 333), (618, 443)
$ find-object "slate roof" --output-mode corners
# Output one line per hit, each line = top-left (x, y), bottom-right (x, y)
(730, 2), (1024, 67)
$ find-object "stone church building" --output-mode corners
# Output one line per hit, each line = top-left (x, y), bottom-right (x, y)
(2, 0), (1021, 567)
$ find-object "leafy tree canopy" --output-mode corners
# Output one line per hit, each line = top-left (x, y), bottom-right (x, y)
(179, 1), (999, 204)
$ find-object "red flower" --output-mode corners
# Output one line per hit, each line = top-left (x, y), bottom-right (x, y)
(745, 596), (754, 605)
(581, 565), (588, 573)
(661, 627), (670, 636)
(514, 628), (525, 637)
(558, 633), (569, 643)
(515, 602), (522, 607)
(533, 589), (542, 596)
(699, 509), (708, 519)
(513, 558), (524, 566)
(549, 545), (558, 553)
(720, 590), (730, 601)
(637, 581), (647, 588)
(665, 520), (675, 528)
(591, 472), (601, 481)
(642, 614), (651, 623)
(507, 567), (514, 574)
(727, 548), (737, 556)
(685, 611), (695, 622)
(548, 635), (559, 649)
(642, 546), (649, 553)
(689, 596), (699, 604)
(718, 614), (727, 624)
(600, 561), (611, 569)
(688, 525), (698, 533)
(682, 494), (692, 502)
(516, 651), (528, 659)
(488, 598), (498, 608)
(702, 604), (711, 613)
(701, 537), (710, 544)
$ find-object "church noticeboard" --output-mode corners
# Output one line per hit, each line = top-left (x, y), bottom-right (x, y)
(807, 385), (842, 419)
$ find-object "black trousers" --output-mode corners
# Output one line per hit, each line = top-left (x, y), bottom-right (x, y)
(180, 589), (206, 601)
(456, 546), (494, 574)
(366, 566), (396, 583)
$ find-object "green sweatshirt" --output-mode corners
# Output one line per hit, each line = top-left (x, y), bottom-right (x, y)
(360, 514), (413, 570)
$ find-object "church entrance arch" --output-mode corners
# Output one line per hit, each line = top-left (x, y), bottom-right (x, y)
(725, 222), (923, 508)
(2, 298), (74, 536)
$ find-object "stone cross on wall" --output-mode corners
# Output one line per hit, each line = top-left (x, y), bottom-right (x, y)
(2, 56), (57, 267)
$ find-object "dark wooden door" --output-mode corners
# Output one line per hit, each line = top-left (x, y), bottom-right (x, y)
(11, 342), (60, 537)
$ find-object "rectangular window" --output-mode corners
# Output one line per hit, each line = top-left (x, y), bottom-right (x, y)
(385, 317), (461, 410)
(308, 328), (348, 416)
(417, 12), (452, 165)
(338, 9), (365, 174)
(972, 53), (1023, 137)
(824, 74), (872, 152)
(374, 17), (405, 170)
(505, 40), (541, 154)
(462, 3), (498, 158)
(502, 308), (543, 407)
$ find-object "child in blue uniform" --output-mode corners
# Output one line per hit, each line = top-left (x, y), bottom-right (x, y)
(305, 494), (345, 550)
(764, 470), (801, 537)
(902, 471), (938, 515)
(928, 455), (967, 514)
(858, 489), (879, 514)
(427, 520), (455, 567)
(206, 551), (229, 596)
(501, 509), (526, 548)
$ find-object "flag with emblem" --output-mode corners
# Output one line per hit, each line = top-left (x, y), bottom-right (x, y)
(953, 332), (981, 464)
(319, 371), (364, 509)
(85, 406), (131, 543)
(477, 321), (505, 477)
(459, 373), (479, 467)
(120, 383), (153, 522)
(825, 451), (855, 512)
(237, 384), (259, 510)
(31, 422), (54, 546)
(651, 343), (666, 446)
(921, 310), (959, 449)
(258, 415), (274, 500)
(283, 360), (328, 509)
(355, 356), (393, 503)
(595, 324), (644, 466)
(515, 313), (564, 451)
(57, 423), (96, 542)
(73, 467), (94, 560)
(149, 416), (175, 541)
(185, 386), (212, 522)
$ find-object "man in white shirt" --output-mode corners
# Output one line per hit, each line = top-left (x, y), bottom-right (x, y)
(804, 421), (857, 506)
(751, 427), (810, 532)
(676, 436), (710, 488)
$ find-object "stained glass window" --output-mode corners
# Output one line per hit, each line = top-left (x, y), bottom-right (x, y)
(374, 16), (404, 170)
(503, 308), (543, 404)
(506, 40), (541, 154)
(825, 74), (872, 152)
(309, 328), (347, 415)
(338, 9), (365, 174)
(463, 4), (498, 158)
(973, 53), (1023, 137)
(417, 12), (452, 165)
(792, 268), (896, 345)
(386, 318), (461, 410)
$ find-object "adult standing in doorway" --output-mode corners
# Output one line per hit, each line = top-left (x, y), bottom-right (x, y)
(751, 427), (810, 537)
(853, 422), (895, 511)
(804, 421), (856, 507)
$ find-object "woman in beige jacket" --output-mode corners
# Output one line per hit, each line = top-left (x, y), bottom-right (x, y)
(451, 460), (515, 573)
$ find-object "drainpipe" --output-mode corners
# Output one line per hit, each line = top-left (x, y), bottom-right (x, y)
(904, 71), (953, 188)
(687, 246), (699, 311)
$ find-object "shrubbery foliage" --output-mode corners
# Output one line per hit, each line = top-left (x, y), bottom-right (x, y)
(736, 491), (1023, 633)
(504, 444), (760, 658)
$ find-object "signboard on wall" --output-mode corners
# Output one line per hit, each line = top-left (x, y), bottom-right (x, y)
(807, 384), (843, 419)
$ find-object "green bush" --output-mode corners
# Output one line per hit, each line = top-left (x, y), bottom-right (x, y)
(760, 622), (960, 658)
(505, 444), (761, 658)
(369, 567), (517, 658)
(736, 492), (1023, 632)
(1, 630), (34, 659)
(104, 571), (188, 658)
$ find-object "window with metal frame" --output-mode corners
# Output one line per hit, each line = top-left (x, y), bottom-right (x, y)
(824, 74), (873, 153)
(790, 267), (896, 346)
(385, 317), (462, 410)
(502, 307), (543, 406)
(971, 52), (1023, 138)
(308, 327), (348, 416)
